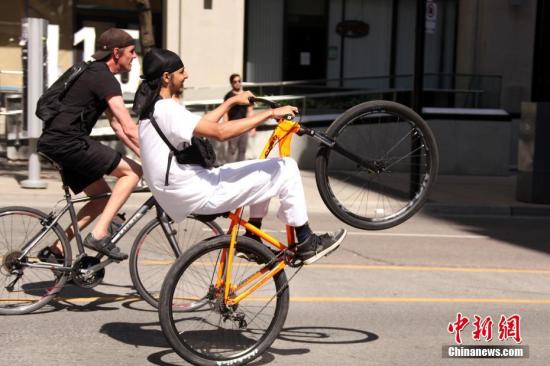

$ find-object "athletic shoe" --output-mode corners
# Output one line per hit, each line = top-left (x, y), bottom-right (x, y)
(294, 229), (346, 265)
(83, 233), (128, 261)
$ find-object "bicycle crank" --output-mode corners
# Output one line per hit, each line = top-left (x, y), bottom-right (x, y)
(72, 256), (105, 288)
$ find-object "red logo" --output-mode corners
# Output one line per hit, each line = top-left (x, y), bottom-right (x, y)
(498, 314), (522, 343)
(448, 312), (469, 344)
(448, 313), (522, 344)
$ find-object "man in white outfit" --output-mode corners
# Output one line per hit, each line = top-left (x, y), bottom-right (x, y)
(133, 49), (345, 265)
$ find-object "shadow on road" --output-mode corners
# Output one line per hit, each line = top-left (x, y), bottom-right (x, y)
(48, 282), (139, 312)
(100, 318), (378, 365)
(435, 215), (550, 256)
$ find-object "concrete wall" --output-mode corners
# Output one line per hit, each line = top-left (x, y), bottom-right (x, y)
(246, 0), (284, 82)
(456, 0), (537, 113)
(164, 0), (245, 88)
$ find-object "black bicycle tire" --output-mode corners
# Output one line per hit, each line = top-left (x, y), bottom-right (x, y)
(0, 206), (72, 315)
(159, 235), (289, 366)
(315, 100), (439, 230)
(129, 216), (223, 308)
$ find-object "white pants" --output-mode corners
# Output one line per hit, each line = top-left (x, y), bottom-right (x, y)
(194, 157), (309, 227)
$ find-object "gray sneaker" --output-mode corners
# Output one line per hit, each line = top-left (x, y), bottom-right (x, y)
(294, 229), (346, 265)
(83, 233), (128, 261)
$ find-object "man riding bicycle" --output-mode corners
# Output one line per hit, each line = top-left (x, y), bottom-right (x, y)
(37, 28), (142, 261)
(133, 48), (346, 265)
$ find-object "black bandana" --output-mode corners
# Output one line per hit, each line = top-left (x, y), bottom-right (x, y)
(132, 48), (184, 119)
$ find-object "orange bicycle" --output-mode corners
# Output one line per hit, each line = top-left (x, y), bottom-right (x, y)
(158, 97), (439, 365)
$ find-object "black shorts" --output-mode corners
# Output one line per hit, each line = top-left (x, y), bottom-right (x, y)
(38, 136), (122, 194)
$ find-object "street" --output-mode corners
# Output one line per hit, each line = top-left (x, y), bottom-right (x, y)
(2, 201), (549, 365)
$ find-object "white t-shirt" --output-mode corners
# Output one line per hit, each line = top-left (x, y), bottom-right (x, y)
(139, 99), (219, 221)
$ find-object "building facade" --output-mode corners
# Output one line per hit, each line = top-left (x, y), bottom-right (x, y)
(0, 0), (543, 113)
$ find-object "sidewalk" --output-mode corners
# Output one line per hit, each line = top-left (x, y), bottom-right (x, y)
(1, 159), (549, 217)
(426, 175), (550, 217)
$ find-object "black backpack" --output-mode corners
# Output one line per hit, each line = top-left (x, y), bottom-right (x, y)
(35, 60), (92, 123)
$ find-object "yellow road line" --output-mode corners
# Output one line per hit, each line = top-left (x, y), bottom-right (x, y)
(4, 295), (550, 305)
(289, 297), (550, 304)
(137, 259), (550, 275)
(307, 264), (550, 274)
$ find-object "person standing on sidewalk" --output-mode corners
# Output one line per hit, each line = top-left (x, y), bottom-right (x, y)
(37, 28), (142, 261)
(223, 73), (254, 162)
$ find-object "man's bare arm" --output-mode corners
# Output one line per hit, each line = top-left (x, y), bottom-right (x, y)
(106, 95), (140, 157)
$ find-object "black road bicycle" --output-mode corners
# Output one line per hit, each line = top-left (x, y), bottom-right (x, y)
(0, 154), (222, 315)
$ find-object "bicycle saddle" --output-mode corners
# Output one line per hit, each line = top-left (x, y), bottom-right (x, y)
(38, 152), (63, 172)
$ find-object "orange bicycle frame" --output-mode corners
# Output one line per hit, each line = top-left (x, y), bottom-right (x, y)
(217, 118), (302, 305)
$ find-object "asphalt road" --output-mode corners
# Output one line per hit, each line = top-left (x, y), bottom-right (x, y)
(2, 208), (549, 366)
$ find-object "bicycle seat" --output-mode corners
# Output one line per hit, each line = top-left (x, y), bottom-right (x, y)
(38, 152), (70, 187)
(38, 152), (63, 172)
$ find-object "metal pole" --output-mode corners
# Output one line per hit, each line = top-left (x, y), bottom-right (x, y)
(412, 0), (426, 113)
(410, 0), (426, 199)
(339, 0), (346, 88)
(21, 17), (47, 189)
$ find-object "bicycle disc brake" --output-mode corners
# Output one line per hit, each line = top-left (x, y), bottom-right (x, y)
(72, 256), (105, 288)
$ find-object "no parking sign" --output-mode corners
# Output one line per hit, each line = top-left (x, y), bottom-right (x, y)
(426, 0), (437, 34)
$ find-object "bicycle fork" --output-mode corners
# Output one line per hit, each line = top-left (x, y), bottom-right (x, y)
(299, 126), (386, 173)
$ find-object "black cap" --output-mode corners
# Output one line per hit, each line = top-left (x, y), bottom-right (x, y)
(92, 28), (135, 60)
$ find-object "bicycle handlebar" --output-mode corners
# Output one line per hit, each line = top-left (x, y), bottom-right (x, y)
(248, 96), (280, 109)
(249, 96), (296, 121)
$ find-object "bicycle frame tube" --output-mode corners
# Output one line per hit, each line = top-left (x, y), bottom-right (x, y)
(222, 209), (288, 306)
(110, 196), (156, 245)
(154, 205), (182, 257)
(17, 202), (73, 260)
(259, 119), (301, 159)
(223, 208), (242, 301)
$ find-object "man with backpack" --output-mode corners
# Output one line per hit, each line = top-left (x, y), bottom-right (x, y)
(37, 28), (142, 261)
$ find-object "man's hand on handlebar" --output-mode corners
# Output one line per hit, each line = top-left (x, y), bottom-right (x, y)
(232, 91), (256, 105)
(272, 106), (298, 120)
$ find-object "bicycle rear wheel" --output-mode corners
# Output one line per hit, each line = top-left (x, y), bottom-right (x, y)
(129, 216), (222, 308)
(315, 100), (439, 230)
(159, 235), (289, 366)
(0, 206), (72, 315)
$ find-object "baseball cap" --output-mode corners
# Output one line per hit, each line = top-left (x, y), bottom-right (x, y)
(92, 28), (135, 60)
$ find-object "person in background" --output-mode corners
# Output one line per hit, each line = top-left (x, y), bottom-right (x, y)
(223, 73), (254, 162)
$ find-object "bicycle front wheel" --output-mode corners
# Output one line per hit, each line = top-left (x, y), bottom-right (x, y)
(0, 206), (72, 315)
(129, 216), (223, 308)
(159, 235), (289, 366)
(315, 100), (439, 230)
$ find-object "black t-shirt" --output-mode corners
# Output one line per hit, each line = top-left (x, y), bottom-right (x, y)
(39, 61), (122, 146)
(224, 91), (248, 121)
